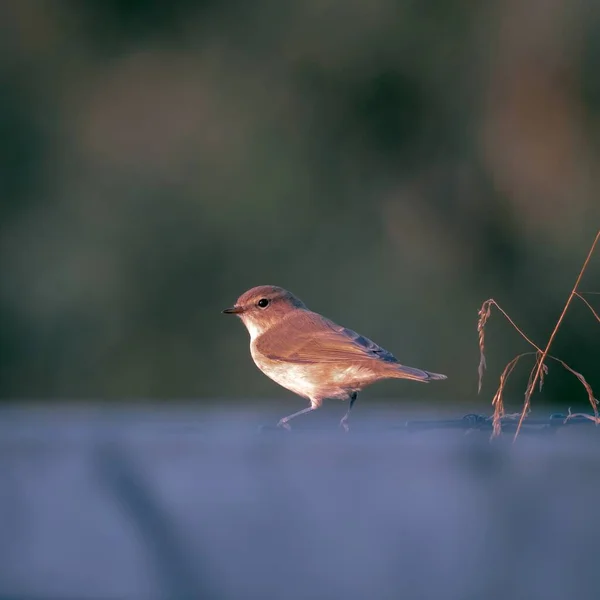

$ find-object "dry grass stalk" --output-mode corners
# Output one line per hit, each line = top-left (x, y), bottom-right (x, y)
(477, 299), (539, 393)
(538, 363), (548, 392)
(477, 230), (600, 440)
(477, 297), (542, 435)
(483, 344), (598, 437)
(513, 230), (600, 440)
(490, 353), (533, 437)
(477, 301), (492, 393)
(565, 408), (600, 425)
(548, 357), (599, 414)
(574, 292), (600, 324)
(523, 352), (544, 412)
(526, 353), (542, 394)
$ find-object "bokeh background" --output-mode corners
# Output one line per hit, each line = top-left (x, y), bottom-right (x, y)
(1, 1), (600, 407)
(2, 4), (600, 600)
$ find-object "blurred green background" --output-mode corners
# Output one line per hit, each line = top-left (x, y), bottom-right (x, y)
(1, 0), (599, 408)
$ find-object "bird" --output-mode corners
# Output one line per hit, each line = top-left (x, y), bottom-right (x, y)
(223, 285), (447, 431)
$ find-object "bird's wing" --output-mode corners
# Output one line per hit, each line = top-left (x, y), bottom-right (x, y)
(255, 311), (399, 365)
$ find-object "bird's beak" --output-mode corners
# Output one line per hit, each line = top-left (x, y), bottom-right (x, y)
(222, 305), (244, 315)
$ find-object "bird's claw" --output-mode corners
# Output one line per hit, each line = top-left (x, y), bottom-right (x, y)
(340, 418), (350, 433)
(277, 419), (291, 431)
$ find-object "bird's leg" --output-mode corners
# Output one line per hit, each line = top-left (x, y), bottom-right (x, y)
(340, 392), (358, 432)
(277, 406), (316, 430)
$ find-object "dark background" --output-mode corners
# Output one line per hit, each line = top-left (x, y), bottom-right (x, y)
(1, 1), (600, 409)
(1, 4), (600, 599)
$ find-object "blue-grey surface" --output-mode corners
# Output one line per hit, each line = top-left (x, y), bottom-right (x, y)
(0, 404), (598, 600)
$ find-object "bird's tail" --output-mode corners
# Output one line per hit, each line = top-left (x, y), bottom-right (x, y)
(389, 365), (447, 382)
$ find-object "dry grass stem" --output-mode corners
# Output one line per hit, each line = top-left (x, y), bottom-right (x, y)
(514, 230), (600, 440)
(524, 353), (543, 406)
(477, 299), (541, 394)
(491, 353), (534, 437)
(477, 301), (491, 393)
(478, 300), (598, 438)
(565, 408), (600, 425)
(538, 363), (548, 392)
(574, 292), (600, 324)
(477, 230), (599, 440)
(548, 357), (599, 415)
(525, 354), (548, 395)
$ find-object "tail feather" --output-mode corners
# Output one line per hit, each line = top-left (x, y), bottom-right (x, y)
(391, 365), (447, 382)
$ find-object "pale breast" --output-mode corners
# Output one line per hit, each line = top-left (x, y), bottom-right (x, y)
(251, 349), (317, 399)
(250, 341), (375, 401)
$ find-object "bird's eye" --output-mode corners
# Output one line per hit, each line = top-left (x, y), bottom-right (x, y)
(257, 298), (270, 309)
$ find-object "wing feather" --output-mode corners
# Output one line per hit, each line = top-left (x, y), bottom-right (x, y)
(255, 311), (399, 365)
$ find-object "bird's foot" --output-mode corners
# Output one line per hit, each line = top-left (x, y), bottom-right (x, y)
(340, 417), (350, 433)
(277, 419), (292, 431)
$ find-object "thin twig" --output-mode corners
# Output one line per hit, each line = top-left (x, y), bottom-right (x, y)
(477, 299), (541, 393)
(491, 353), (535, 437)
(481, 299), (541, 351)
(565, 407), (600, 425)
(548, 357), (599, 414)
(513, 230), (600, 441)
(574, 292), (600, 324)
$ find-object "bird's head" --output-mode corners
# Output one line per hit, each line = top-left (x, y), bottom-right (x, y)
(222, 285), (307, 339)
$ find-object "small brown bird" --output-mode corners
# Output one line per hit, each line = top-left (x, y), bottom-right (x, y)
(223, 285), (446, 431)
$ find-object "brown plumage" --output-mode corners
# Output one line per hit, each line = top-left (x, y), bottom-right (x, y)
(223, 285), (446, 430)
